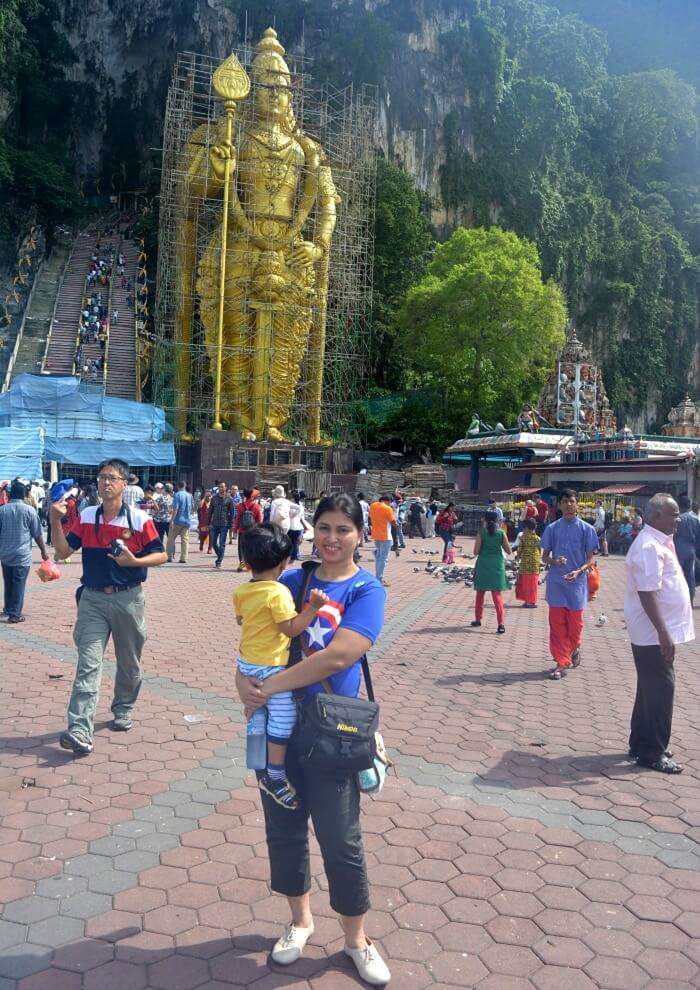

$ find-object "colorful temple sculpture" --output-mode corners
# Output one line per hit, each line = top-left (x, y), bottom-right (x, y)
(538, 328), (616, 434)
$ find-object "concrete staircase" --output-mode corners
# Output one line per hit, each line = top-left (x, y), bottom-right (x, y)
(9, 243), (71, 379)
(105, 238), (138, 400)
(43, 232), (99, 376)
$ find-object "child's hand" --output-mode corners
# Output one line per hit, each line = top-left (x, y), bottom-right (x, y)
(308, 589), (329, 611)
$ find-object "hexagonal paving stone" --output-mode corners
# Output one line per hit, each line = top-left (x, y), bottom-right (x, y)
(479, 943), (541, 977)
(637, 947), (698, 981)
(143, 905), (199, 936)
(59, 891), (113, 920)
(3, 896), (59, 924)
(383, 928), (441, 962)
(435, 921), (494, 953)
(85, 911), (142, 942)
(83, 959), (147, 990)
(428, 950), (489, 986)
(533, 935), (594, 968)
(0, 919), (27, 950)
(88, 870), (137, 895)
(28, 915), (85, 948)
(584, 956), (649, 989)
(147, 954), (210, 989)
(487, 915), (542, 946)
(392, 903), (448, 931)
(0, 942), (52, 980)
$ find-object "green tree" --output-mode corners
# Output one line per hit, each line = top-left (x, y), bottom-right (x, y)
(396, 227), (567, 438)
(371, 158), (435, 386)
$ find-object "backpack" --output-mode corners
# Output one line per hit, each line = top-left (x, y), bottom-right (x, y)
(239, 506), (255, 531)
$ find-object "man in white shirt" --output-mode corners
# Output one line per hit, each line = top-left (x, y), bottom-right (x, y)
(594, 499), (609, 556)
(124, 474), (145, 509)
(624, 493), (693, 774)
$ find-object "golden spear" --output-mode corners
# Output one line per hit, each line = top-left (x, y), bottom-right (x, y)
(211, 53), (250, 431)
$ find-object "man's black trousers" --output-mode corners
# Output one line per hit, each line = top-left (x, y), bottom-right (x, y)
(629, 643), (675, 762)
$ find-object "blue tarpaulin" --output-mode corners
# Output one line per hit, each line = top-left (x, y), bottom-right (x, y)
(44, 438), (176, 466)
(0, 374), (176, 467)
(0, 427), (43, 480)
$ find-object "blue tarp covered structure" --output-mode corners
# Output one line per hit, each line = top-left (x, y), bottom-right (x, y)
(0, 427), (43, 480)
(0, 374), (176, 467)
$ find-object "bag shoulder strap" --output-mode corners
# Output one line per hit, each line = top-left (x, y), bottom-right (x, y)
(288, 561), (376, 703)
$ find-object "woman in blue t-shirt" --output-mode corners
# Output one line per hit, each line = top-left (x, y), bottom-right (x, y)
(236, 493), (390, 986)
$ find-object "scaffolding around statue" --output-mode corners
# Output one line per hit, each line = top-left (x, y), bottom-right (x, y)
(153, 30), (376, 446)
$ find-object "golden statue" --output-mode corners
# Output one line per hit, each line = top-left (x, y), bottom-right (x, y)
(175, 27), (339, 441)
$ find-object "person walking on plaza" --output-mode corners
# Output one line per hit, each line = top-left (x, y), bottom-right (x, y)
(408, 499), (426, 538)
(436, 502), (459, 562)
(208, 480), (233, 569)
(541, 489), (599, 680)
(673, 494), (700, 604)
(515, 517), (541, 608)
(369, 494), (394, 587)
(270, 485), (292, 534)
(198, 490), (212, 553)
(235, 493), (391, 986)
(472, 509), (511, 633)
(625, 494), (692, 774)
(594, 499), (609, 556)
(50, 459), (166, 755)
(0, 479), (49, 623)
(123, 473), (144, 509)
(288, 492), (309, 562)
(167, 481), (193, 564)
(153, 482), (173, 544)
(234, 488), (263, 571)
(228, 484), (242, 543)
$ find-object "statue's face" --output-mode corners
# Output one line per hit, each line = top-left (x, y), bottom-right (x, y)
(254, 83), (290, 121)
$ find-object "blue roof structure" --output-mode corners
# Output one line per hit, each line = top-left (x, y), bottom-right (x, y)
(0, 374), (176, 469)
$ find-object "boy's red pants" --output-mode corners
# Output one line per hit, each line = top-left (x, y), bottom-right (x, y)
(548, 606), (583, 668)
(475, 590), (505, 625)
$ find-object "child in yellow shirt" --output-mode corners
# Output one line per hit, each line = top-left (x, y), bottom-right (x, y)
(234, 525), (327, 809)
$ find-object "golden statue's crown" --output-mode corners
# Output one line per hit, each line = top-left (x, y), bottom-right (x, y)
(251, 27), (291, 88)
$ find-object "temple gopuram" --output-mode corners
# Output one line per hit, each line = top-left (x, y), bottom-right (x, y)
(537, 327), (616, 434)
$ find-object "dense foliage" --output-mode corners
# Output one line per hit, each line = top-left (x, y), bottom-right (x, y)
(436, 0), (699, 429)
(392, 227), (566, 453)
(0, 0), (80, 241)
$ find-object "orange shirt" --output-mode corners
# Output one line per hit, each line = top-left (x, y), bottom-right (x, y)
(369, 501), (395, 542)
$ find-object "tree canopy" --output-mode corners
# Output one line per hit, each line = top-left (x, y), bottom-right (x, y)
(388, 226), (566, 453)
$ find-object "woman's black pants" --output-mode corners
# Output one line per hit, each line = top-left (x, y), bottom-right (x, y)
(259, 738), (370, 917)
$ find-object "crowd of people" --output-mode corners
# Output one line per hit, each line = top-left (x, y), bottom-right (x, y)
(75, 242), (114, 382)
(1, 458), (698, 985)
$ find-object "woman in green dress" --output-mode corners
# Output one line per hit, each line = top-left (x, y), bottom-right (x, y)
(472, 510), (512, 634)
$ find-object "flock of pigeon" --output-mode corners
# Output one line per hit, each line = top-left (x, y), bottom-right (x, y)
(410, 547), (610, 627)
(411, 547), (522, 588)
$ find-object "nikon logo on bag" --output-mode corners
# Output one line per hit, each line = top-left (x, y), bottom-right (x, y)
(336, 722), (358, 734)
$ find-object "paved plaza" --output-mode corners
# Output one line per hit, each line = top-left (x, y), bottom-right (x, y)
(1, 539), (700, 989)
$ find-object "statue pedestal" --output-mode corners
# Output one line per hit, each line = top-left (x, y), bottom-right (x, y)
(192, 429), (356, 497)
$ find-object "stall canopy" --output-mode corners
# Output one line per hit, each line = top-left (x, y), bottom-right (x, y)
(595, 483), (646, 495)
(0, 374), (176, 467)
(491, 486), (542, 496)
(0, 427), (43, 480)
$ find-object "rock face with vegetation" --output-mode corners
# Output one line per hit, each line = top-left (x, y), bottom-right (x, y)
(0, 0), (698, 443)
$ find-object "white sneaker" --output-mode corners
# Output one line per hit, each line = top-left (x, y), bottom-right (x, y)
(344, 939), (391, 985)
(271, 923), (314, 965)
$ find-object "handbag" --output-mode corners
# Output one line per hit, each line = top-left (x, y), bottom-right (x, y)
(289, 562), (387, 779)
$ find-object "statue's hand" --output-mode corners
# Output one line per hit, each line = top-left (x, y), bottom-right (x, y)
(210, 139), (235, 182)
(290, 241), (323, 267)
